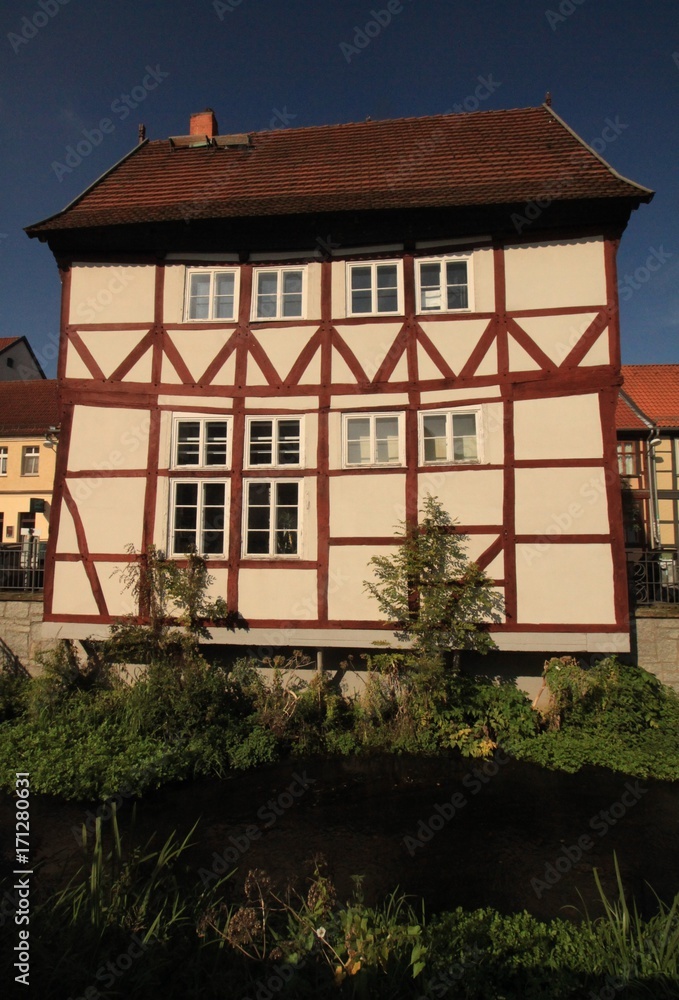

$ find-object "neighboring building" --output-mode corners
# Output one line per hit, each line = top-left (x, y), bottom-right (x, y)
(26, 105), (652, 653)
(0, 336), (47, 382)
(617, 364), (679, 554)
(0, 380), (58, 544)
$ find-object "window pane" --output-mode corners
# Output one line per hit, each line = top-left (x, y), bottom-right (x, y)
(276, 482), (298, 555)
(376, 265), (398, 313)
(205, 422), (228, 465)
(346, 418), (371, 464)
(0, 448), (6, 475)
(423, 415), (447, 462)
(176, 422), (200, 465)
(282, 293), (302, 317)
(256, 272), (278, 318)
(351, 266), (372, 314)
(246, 482), (271, 554)
(283, 271), (303, 294)
(446, 261), (468, 309)
(277, 420), (300, 464)
(202, 483), (225, 554)
(375, 416), (399, 463)
(452, 413), (477, 460)
(420, 262), (441, 310)
(376, 265), (397, 288)
(189, 273), (210, 320)
(249, 421), (273, 464)
(173, 482), (197, 553)
(214, 272), (235, 319)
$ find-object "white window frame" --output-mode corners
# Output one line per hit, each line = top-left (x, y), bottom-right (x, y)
(21, 446), (39, 477)
(415, 254), (473, 313)
(251, 266), (306, 321)
(346, 260), (404, 317)
(242, 478), (303, 558)
(418, 408), (483, 465)
(0, 447), (7, 476)
(244, 415), (304, 470)
(342, 412), (405, 468)
(171, 416), (232, 470)
(184, 267), (240, 322)
(169, 479), (229, 557)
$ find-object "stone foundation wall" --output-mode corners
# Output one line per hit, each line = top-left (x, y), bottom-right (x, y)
(631, 612), (679, 690)
(0, 598), (55, 673)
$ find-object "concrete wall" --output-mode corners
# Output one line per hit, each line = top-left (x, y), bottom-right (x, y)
(0, 597), (53, 672)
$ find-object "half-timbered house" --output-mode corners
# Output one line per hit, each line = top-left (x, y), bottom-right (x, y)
(26, 105), (652, 655)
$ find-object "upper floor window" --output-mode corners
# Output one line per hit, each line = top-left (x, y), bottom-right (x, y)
(245, 417), (302, 468)
(244, 480), (300, 556)
(185, 268), (238, 321)
(416, 256), (470, 312)
(253, 267), (305, 320)
(343, 413), (404, 467)
(347, 261), (402, 316)
(0, 447), (7, 476)
(170, 481), (227, 556)
(617, 441), (640, 478)
(172, 418), (230, 468)
(420, 410), (480, 464)
(21, 446), (39, 477)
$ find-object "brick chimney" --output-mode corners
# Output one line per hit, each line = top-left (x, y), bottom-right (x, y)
(190, 109), (219, 138)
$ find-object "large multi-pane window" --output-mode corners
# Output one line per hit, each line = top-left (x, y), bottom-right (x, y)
(173, 419), (229, 468)
(170, 481), (227, 556)
(420, 410), (480, 464)
(253, 268), (304, 319)
(245, 417), (302, 468)
(185, 269), (238, 320)
(21, 446), (39, 476)
(417, 257), (470, 312)
(244, 480), (300, 556)
(343, 413), (403, 467)
(347, 262), (401, 316)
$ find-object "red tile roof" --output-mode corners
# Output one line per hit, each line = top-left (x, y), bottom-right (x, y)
(617, 365), (679, 430)
(0, 338), (21, 352)
(26, 105), (652, 234)
(0, 380), (58, 435)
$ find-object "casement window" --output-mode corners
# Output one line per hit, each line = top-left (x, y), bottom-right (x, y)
(253, 267), (305, 320)
(172, 418), (230, 469)
(343, 413), (404, 467)
(21, 446), (39, 477)
(244, 480), (300, 556)
(185, 268), (238, 321)
(347, 261), (402, 316)
(170, 480), (227, 555)
(245, 417), (302, 468)
(617, 441), (640, 477)
(420, 410), (480, 464)
(416, 256), (471, 312)
(0, 447), (7, 476)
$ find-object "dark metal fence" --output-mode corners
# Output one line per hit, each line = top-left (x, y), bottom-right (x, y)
(627, 551), (679, 606)
(0, 538), (46, 593)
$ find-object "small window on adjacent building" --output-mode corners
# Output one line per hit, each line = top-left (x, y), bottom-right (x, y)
(244, 480), (300, 556)
(420, 410), (480, 464)
(343, 413), (404, 467)
(347, 262), (402, 316)
(170, 481), (227, 555)
(245, 417), (302, 468)
(185, 269), (238, 321)
(21, 446), (39, 476)
(173, 418), (230, 468)
(0, 447), (7, 476)
(617, 441), (640, 477)
(253, 267), (304, 320)
(416, 256), (471, 312)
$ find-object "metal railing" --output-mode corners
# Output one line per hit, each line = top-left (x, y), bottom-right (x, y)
(627, 551), (679, 607)
(0, 538), (45, 593)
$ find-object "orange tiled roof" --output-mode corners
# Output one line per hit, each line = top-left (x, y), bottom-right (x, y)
(0, 380), (58, 435)
(0, 338), (21, 352)
(26, 106), (652, 234)
(617, 365), (679, 430)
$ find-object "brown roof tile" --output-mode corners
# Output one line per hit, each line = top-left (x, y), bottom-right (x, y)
(0, 381), (59, 435)
(617, 365), (679, 430)
(26, 106), (652, 234)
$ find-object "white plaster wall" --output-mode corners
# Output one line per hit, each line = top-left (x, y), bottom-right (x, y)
(514, 394), (603, 461)
(251, 327), (319, 383)
(238, 568), (318, 621)
(512, 313), (601, 366)
(75, 478), (147, 552)
(420, 470), (504, 526)
(504, 239), (606, 311)
(333, 324), (404, 382)
(331, 260), (346, 320)
(306, 262), (322, 321)
(70, 264), (155, 325)
(418, 320), (496, 376)
(470, 245), (495, 312)
(95, 561), (139, 617)
(69, 406), (151, 471)
(163, 264), (185, 324)
(76, 329), (152, 380)
(328, 545), (395, 621)
(330, 476), (405, 537)
(51, 562), (101, 615)
(515, 543), (616, 624)
(514, 467), (610, 535)
(331, 393), (409, 410)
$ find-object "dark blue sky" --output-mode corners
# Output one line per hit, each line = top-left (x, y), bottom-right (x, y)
(2, 0), (677, 375)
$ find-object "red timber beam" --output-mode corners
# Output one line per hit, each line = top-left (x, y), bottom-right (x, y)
(495, 242), (517, 625)
(316, 261), (332, 625)
(61, 482), (108, 617)
(403, 255), (420, 533)
(226, 264), (252, 612)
